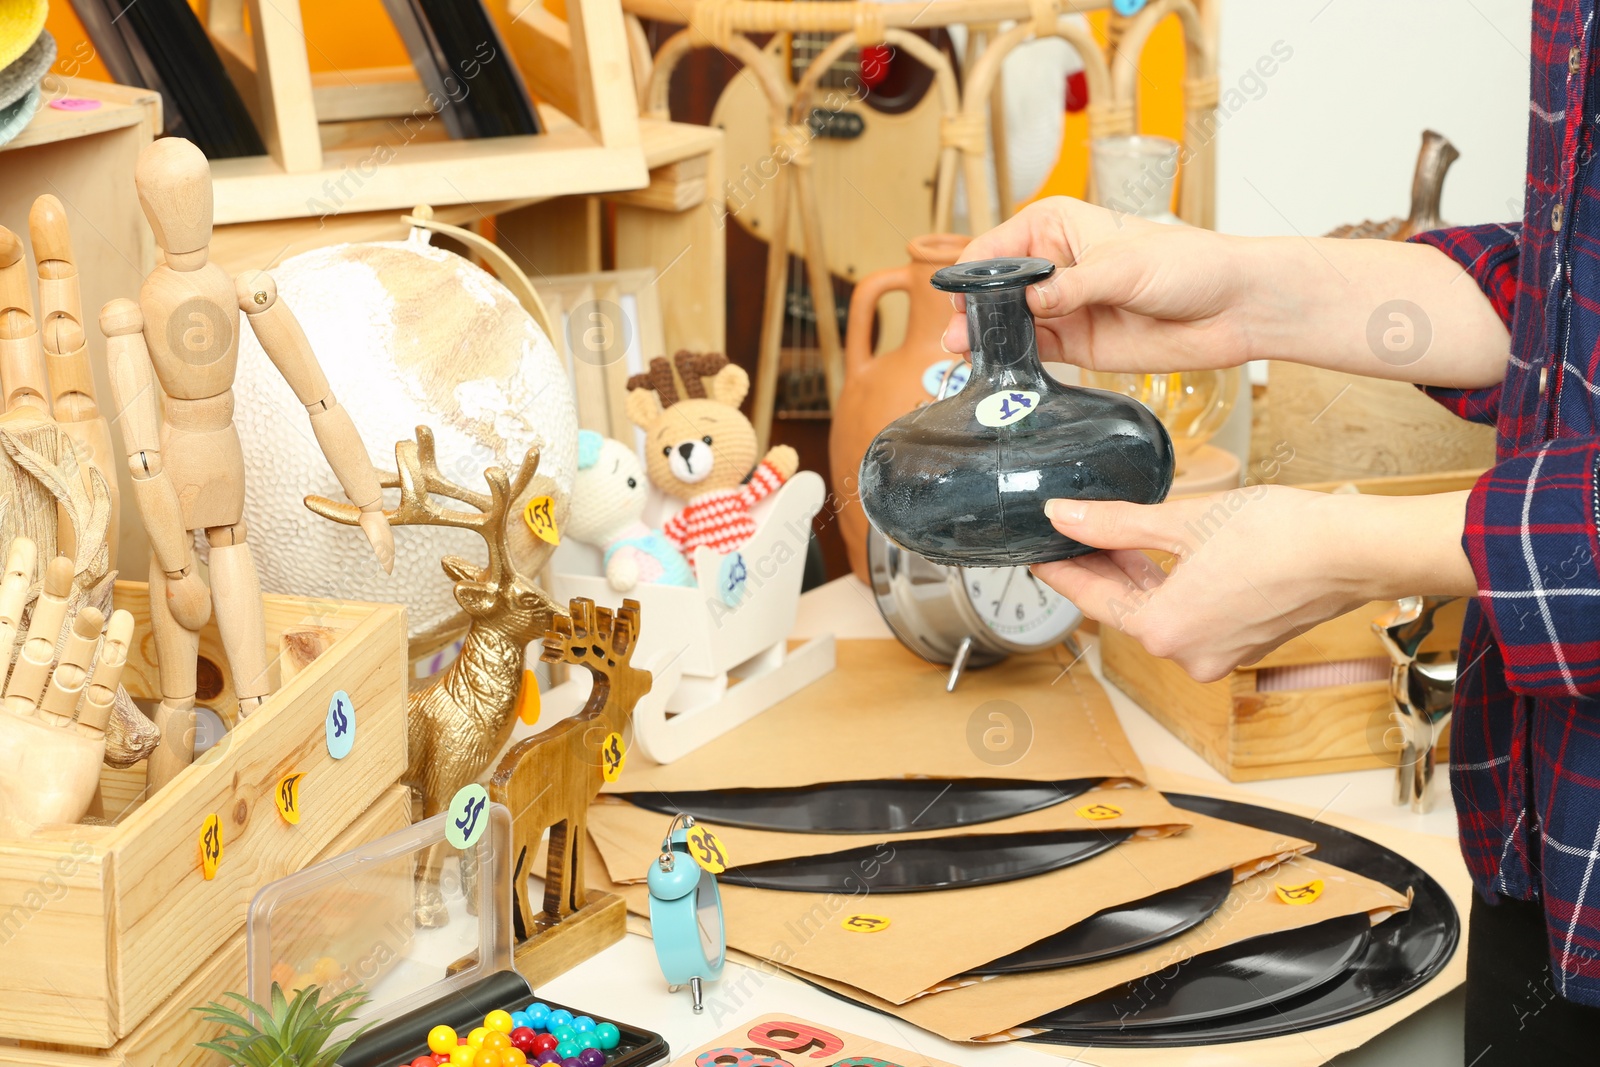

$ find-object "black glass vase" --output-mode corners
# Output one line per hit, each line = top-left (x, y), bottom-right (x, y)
(858, 257), (1175, 567)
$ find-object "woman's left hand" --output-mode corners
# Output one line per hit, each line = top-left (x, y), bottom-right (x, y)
(1033, 486), (1478, 682)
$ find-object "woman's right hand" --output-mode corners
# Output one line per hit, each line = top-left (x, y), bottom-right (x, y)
(943, 197), (1257, 374)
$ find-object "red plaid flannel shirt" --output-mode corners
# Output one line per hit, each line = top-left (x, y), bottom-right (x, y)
(1408, 0), (1600, 1004)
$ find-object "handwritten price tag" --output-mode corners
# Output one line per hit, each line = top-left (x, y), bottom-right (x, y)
(199, 813), (223, 880)
(686, 825), (730, 874)
(600, 730), (626, 782)
(275, 772), (307, 825)
(718, 551), (749, 608)
(1076, 802), (1124, 821)
(446, 784), (490, 850)
(840, 914), (891, 933)
(523, 495), (560, 545)
(325, 690), (355, 759)
(975, 389), (1039, 428)
(1275, 879), (1325, 906)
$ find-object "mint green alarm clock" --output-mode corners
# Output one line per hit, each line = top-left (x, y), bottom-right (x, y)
(646, 814), (726, 1013)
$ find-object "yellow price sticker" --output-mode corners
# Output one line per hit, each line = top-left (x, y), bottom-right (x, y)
(199, 813), (223, 880)
(1076, 802), (1124, 821)
(516, 669), (541, 726)
(600, 730), (626, 782)
(686, 825), (730, 874)
(275, 772), (307, 825)
(841, 913), (891, 933)
(523, 495), (560, 546)
(1275, 879), (1325, 906)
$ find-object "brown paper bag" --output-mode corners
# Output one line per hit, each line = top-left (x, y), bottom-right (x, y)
(589, 785), (1192, 884)
(605, 640), (1144, 793)
(665, 1014), (964, 1067)
(785, 854), (1412, 1042)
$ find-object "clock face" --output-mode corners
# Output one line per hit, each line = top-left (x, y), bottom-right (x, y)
(695, 874), (725, 965)
(963, 566), (1081, 648)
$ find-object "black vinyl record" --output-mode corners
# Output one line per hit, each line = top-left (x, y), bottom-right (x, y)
(971, 870), (1233, 975)
(1032, 913), (1371, 1030)
(1029, 793), (1460, 1047)
(723, 830), (1131, 894)
(620, 778), (1095, 835)
(380, 0), (539, 138)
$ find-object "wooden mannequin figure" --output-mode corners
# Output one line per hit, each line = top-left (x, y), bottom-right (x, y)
(99, 138), (395, 790)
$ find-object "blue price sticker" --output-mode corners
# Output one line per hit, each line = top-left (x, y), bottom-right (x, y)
(325, 690), (355, 759)
(921, 359), (970, 398)
(718, 551), (749, 608)
(446, 784), (490, 850)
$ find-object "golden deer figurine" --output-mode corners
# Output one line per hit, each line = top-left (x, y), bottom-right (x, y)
(493, 597), (651, 962)
(307, 425), (561, 924)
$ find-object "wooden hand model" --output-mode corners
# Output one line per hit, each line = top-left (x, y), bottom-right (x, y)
(100, 138), (394, 790)
(0, 538), (134, 836)
(0, 201), (120, 563)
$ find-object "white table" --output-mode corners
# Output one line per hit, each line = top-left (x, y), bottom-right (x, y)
(540, 577), (1466, 1066)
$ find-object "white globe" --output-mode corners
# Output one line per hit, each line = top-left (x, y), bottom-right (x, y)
(229, 230), (578, 643)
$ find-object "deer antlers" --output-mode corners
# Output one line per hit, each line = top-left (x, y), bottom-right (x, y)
(625, 352), (729, 409)
(306, 425), (540, 588)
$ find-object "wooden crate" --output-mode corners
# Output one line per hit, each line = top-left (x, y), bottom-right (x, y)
(1101, 471), (1479, 782)
(0, 584), (408, 1048)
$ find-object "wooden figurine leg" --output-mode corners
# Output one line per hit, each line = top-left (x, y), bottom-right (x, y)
(146, 552), (200, 789)
(206, 522), (273, 715)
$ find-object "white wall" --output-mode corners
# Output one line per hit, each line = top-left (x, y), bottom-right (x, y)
(1214, 0), (1533, 237)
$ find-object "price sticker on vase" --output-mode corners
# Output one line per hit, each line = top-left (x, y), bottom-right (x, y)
(1275, 878), (1325, 906)
(523, 495), (560, 545)
(1076, 802), (1124, 821)
(446, 784), (490, 850)
(686, 825), (731, 874)
(841, 913), (891, 933)
(199, 813), (223, 880)
(600, 730), (627, 782)
(325, 690), (355, 759)
(975, 389), (1039, 428)
(275, 772), (307, 825)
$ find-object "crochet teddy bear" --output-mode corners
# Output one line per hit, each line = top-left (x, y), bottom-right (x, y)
(565, 429), (694, 591)
(625, 352), (799, 564)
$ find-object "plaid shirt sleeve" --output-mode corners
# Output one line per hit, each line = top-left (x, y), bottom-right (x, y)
(1408, 222), (1520, 425)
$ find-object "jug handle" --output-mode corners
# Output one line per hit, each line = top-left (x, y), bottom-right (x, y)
(844, 265), (913, 382)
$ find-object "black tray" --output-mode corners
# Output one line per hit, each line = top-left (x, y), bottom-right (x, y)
(972, 870), (1233, 975)
(723, 830), (1131, 893)
(339, 971), (667, 1067)
(620, 778), (1095, 835)
(1029, 792), (1460, 1047)
(1033, 913), (1371, 1030)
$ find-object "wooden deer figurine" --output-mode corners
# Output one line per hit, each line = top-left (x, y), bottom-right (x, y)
(307, 425), (563, 925)
(491, 597), (652, 972)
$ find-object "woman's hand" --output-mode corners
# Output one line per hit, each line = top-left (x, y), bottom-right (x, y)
(942, 197), (1255, 374)
(1032, 487), (1478, 682)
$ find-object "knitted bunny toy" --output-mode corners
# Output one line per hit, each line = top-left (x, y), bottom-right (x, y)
(626, 352), (799, 564)
(566, 430), (694, 591)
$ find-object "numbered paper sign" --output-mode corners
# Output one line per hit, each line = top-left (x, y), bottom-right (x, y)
(974, 389), (1040, 428)
(1275, 879), (1325, 906)
(1076, 802), (1124, 821)
(199, 813), (223, 880)
(840, 913), (891, 933)
(275, 772), (307, 825)
(325, 690), (355, 759)
(718, 551), (749, 608)
(600, 730), (627, 782)
(686, 825), (730, 874)
(523, 495), (560, 545)
(446, 784), (491, 850)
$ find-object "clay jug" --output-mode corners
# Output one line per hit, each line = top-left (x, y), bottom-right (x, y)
(830, 233), (970, 583)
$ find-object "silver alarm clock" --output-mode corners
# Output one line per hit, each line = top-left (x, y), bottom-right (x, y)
(867, 527), (1084, 691)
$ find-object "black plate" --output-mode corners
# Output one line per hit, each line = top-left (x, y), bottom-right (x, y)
(723, 829), (1131, 893)
(1029, 793), (1460, 1047)
(972, 870), (1233, 975)
(620, 778), (1095, 835)
(1032, 913), (1371, 1030)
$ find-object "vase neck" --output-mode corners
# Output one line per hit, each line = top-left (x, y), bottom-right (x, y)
(965, 289), (1050, 387)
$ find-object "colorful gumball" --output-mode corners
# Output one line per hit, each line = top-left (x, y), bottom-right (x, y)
(554, 1041), (581, 1060)
(483, 1033), (512, 1052)
(550, 1026), (576, 1046)
(412, 1057), (436, 1067)
(486, 1010), (515, 1034)
(525, 1003), (551, 1030)
(532, 1034), (559, 1055)
(548, 1009), (574, 1029)
(560, 1059), (583, 1067)
(592, 1023), (620, 1051)
(534, 1053), (562, 1067)
(429, 1027), (459, 1054)
(575, 1034), (598, 1052)
(510, 1027), (537, 1051)
(571, 1017), (595, 1033)
(476, 1050), (504, 1067)
(433, 1056), (451, 1066)
(503, 1048), (528, 1066)
(449, 1045), (477, 1067)
(468, 1028), (489, 1049)
(577, 1050), (606, 1067)
(511, 1012), (532, 1030)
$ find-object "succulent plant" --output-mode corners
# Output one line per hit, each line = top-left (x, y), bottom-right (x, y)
(195, 982), (371, 1067)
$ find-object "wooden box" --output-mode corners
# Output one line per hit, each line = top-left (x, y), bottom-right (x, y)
(0, 584), (408, 1049)
(1101, 471), (1478, 782)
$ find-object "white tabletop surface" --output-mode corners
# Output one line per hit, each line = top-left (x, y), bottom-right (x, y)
(539, 577), (1467, 1066)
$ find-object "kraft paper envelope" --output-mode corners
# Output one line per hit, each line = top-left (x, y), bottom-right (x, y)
(784, 854), (1412, 1043)
(665, 1014), (963, 1067)
(604, 639), (1145, 793)
(589, 808), (1311, 1005)
(588, 785), (1191, 885)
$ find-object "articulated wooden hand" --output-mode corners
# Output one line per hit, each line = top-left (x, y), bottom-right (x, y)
(236, 271), (395, 574)
(0, 540), (134, 836)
